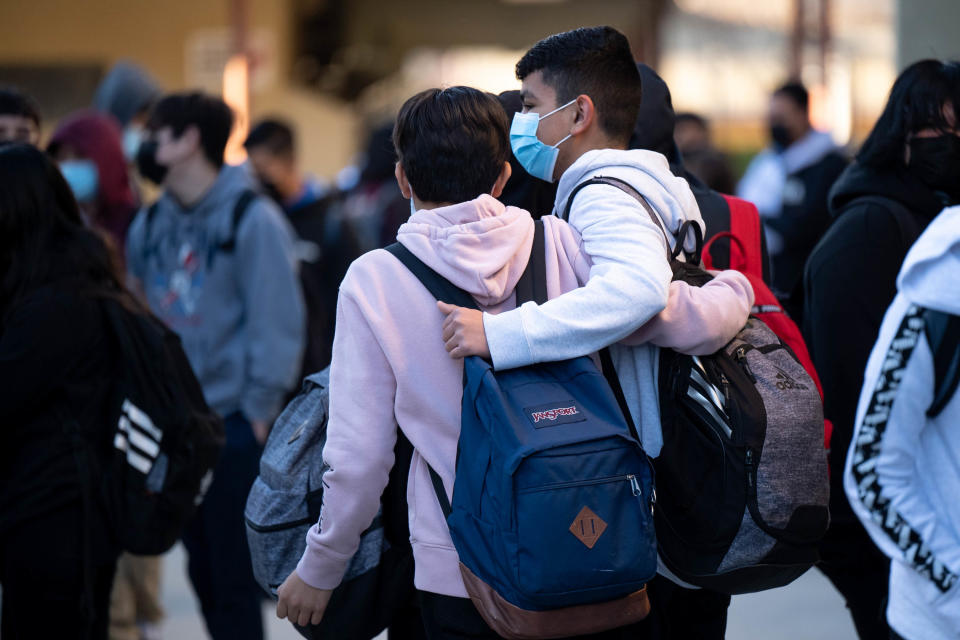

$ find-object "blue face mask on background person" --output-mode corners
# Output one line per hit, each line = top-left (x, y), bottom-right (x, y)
(59, 159), (99, 203)
(123, 126), (143, 162)
(509, 99), (577, 182)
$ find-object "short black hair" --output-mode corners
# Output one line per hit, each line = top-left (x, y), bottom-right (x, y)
(516, 26), (642, 146)
(858, 59), (960, 170)
(0, 86), (41, 128)
(675, 112), (709, 130)
(393, 86), (510, 204)
(244, 118), (295, 159)
(773, 82), (809, 114)
(147, 92), (234, 168)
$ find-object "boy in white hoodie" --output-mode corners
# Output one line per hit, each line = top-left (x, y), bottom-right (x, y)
(844, 204), (960, 640)
(275, 86), (752, 639)
(440, 27), (734, 638)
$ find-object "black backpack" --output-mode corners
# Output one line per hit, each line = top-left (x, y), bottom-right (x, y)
(565, 177), (829, 594)
(79, 293), (225, 555)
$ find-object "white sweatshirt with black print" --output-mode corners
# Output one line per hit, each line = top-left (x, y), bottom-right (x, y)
(844, 205), (960, 640)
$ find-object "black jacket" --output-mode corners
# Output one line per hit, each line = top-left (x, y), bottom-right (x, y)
(630, 63), (771, 284)
(285, 195), (362, 375)
(0, 281), (120, 534)
(803, 162), (950, 522)
(767, 149), (848, 321)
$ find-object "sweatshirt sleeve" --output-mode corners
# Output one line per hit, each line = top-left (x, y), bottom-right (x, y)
(236, 201), (306, 422)
(483, 185), (672, 370)
(620, 270), (754, 355)
(296, 287), (398, 589)
(845, 315), (960, 591)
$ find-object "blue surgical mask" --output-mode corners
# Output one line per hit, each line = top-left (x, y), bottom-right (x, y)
(509, 99), (577, 182)
(123, 126), (144, 162)
(59, 160), (99, 203)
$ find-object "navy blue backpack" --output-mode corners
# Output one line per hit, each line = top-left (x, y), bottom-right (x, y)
(386, 221), (656, 639)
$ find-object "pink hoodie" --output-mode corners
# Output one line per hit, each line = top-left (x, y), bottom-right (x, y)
(296, 194), (753, 597)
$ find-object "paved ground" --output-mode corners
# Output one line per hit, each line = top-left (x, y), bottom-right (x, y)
(161, 543), (858, 639)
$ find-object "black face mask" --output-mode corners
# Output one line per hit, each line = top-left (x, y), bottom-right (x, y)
(769, 124), (794, 150)
(258, 178), (285, 207)
(909, 135), (960, 202)
(135, 140), (169, 185)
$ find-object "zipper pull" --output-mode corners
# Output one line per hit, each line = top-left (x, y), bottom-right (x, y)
(736, 347), (757, 383)
(720, 373), (730, 408)
(745, 448), (757, 495)
(628, 474), (642, 497)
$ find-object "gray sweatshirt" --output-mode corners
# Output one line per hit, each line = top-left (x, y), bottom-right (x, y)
(126, 164), (305, 422)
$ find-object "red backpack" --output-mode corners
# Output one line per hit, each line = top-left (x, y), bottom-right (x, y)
(702, 195), (833, 450)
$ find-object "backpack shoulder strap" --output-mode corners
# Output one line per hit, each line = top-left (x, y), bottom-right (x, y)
(562, 177), (673, 262)
(219, 189), (259, 253)
(514, 219), (547, 306)
(923, 308), (960, 418)
(851, 195), (924, 247)
(384, 243), (478, 311)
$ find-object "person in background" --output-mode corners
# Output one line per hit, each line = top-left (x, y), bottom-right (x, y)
(672, 112), (735, 195)
(244, 118), (360, 373)
(0, 86), (41, 147)
(48, 111), (137, 261)
(93, 61), (162, 164)
(495, 90), (559, 218)
(630, 64), (771, 284)
(843, 203), (960, 640)
(334, 123), (409, 252)
(803, 58), (960, 640)
(738, 81), (847, 321)
(126, 92), (305, 640)
(0, 144), (129, 639)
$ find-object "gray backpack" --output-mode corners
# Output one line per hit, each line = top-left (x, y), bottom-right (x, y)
(244, 369), (416, 639)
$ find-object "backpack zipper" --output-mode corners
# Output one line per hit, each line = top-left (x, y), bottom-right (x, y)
(519, 473), (641, 494)
(629, 474), (642, 497)
(736, 346), (757, 383)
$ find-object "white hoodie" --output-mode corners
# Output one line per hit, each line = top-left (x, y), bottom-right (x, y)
(844, 205), (960, 640)
(483, 148), (704, 456)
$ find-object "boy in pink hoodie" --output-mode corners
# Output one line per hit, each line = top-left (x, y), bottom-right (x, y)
(276, 86), (753, 638)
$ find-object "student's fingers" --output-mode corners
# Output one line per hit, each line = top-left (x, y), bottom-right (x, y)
(297, 607), (313, 628)
(311, 607), (325, 626)
(437, 301), (458, 316)
(444, 334), (460, 355)
(276, 598), (288, 620)
(441, 321), (457, 342)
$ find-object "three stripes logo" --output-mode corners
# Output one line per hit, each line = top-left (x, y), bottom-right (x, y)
(686, 356), (732, 439)
(774, 366), (808, 391)
(114, 399), (163, 475)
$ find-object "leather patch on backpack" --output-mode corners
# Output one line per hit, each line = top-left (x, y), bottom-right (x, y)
(569, 506), (607, 549)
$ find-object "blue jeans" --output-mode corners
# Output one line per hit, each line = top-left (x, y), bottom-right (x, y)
(182, 412), (264, 640)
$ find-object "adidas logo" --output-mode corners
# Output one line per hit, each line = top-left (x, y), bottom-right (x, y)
(774, 367), (808, 391)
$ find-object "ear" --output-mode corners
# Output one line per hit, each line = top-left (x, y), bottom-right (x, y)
(490, 161), (513, 199)
(394, 162), (413, 199)
(570, 94), (596, 137)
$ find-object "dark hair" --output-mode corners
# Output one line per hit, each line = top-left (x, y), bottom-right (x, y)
(0, 144), (125, 319)
(773, 82), (810, 114)
(858, 59), (960, 170)
(0, 86), (41, 128)
(147, 92), (234, 168)
(393, 86), (510, 204)
(675, 112), (709, 130)
(244, 118), (295, 158)
(516, 26), (642, 146)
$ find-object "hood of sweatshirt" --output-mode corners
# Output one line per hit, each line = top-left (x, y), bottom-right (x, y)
(554, 147), (704, 248)
(396, 194), (534, 307)
(828, 161), (946, 222)
(898, 205), (960, 314)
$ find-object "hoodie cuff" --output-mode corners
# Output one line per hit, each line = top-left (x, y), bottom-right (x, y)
(295, 525), (352, 590)
(484, 306), (534, 371)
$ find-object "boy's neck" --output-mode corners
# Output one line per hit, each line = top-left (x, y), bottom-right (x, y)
(557, 132), (628, 178)
(167, 157), (221, 208)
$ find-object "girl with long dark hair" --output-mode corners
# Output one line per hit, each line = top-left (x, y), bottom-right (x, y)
(0, 144), (128, 638)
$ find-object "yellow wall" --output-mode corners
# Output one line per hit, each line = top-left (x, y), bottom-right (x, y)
(0, 0), (359, 179)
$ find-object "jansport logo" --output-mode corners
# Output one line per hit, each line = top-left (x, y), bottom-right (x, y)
(531, 406), (580, 423)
